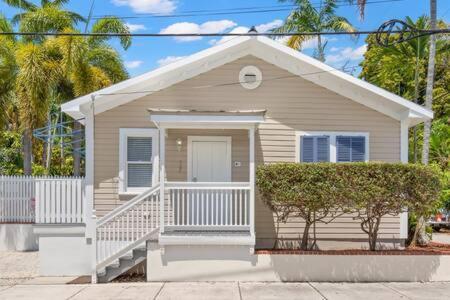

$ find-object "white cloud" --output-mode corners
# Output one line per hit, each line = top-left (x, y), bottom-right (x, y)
(125, 60), (144, 69)
(326, 44), (367, 63)
(160, 20), (237, 42)
(255, 19), (283, 33)
(125, 23), (146, 32)
(112, 0), (176, 14)
(211, 20), (282, 46)
(157, 55), (186, 66)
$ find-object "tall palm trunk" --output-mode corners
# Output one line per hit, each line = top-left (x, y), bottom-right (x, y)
(412, 44), (421, 163)
(422, 0), (436, 165)
(22, 128), (32, 175)
(412, 0), (437, 247)
(317, 35), (325, 62)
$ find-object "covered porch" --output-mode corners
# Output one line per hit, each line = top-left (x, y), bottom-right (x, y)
(151, 109), (265, 246)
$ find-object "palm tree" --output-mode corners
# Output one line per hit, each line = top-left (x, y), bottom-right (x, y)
(4, 0), (85, 37)
(1, 1), (131, 175)
(0, 15), (17, 130)
(15, 41), (62, 175)
(48, 17), (130, 175)
(273, 0), (355, 62)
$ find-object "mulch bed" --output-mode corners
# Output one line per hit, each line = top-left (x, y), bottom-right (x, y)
(255, 242), (450, 255)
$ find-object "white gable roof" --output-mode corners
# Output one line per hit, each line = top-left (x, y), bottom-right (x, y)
(61, 36), (432, 127)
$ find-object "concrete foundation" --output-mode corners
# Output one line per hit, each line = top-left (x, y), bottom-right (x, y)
(34, 224), (91, 276)
(147, 242), (450, 282)
(0, 224), (38, 251)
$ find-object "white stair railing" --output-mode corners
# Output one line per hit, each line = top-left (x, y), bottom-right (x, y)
(95, 185), (160, 270)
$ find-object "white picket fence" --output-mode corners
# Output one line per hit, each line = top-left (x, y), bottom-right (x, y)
(0, 176), (85, 224)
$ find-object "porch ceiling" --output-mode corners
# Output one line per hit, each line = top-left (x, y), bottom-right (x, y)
(148, 108), (266, 129)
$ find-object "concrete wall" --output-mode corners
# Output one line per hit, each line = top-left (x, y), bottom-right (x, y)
(34, 225), (91, 276)
(0, 224), (38, 251)
(147, 242), (450, 282)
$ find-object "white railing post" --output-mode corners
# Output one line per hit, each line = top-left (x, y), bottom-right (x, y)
(249, 127), (255, 236)
(159, 127), (166, 232)
(91, 210), (97, 284)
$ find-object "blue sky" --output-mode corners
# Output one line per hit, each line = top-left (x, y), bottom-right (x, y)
(1, 0), (449, 77)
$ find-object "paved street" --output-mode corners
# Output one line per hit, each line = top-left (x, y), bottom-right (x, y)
(0, 281), (448, 300)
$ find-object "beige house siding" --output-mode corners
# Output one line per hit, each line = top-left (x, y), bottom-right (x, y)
(94, 55), (401, 248)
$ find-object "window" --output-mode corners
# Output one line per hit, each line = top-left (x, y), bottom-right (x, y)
(301, 136), (330, 162)
(119, 128), (159, 194)
(296, 131), (368, 163)
(336, 136), (366, 162)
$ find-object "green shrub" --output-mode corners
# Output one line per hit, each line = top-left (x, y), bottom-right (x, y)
(256, 162), (441, 251)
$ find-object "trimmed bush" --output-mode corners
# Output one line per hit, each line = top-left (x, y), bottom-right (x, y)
(256, 162), (441, 251)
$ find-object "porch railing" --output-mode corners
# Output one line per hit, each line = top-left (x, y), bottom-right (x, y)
(164, 182), (251, 230)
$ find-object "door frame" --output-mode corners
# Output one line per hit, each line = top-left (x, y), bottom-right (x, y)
(187, 136), (232, 182)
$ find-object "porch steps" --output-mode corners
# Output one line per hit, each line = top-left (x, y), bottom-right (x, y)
(97, 247), (147, 283)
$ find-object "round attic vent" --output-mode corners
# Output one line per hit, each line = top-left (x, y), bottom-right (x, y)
(239, 66), (262, 90)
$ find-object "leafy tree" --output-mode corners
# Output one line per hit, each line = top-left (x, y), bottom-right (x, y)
(0, 1), (131, 175)
(257, 163), (441, 251)
(272, 0), (355, 61)
(257, 163), (349, 250)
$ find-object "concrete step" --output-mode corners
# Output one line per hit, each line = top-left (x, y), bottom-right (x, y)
(97, 247), (147, 283)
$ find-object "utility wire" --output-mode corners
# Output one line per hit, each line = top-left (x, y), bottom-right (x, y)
(88, 0), (404, 20)
(0, 29), (448, 37)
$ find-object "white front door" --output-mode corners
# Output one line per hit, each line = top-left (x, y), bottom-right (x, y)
(188, 136), (231, 182)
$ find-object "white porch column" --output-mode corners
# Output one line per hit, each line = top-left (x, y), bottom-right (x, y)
(400, 118), (410, 239)
(81, 96), (96, 283)
(249, 127), (255, 236)
(159, 127), (166, 233)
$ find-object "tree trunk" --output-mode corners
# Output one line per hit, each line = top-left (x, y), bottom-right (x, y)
(422, 0), (437, 165)
(368, 218), (381, 251)
(317, 35), (325, 62)
(73, 121), (81, 176)
(300, 220), (311, 250)
(22, 128), (33, 175)
(412, 45), (421, 163)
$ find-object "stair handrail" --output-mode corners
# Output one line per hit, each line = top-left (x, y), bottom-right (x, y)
(97, 184), (160, 227)
(95, 184), (161, 270)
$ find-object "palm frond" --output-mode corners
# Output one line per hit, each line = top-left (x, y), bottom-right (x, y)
(89, 17), (132, 50)
(1, 0), (36, 10)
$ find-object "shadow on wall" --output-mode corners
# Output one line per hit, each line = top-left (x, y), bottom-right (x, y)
(269, 254), (443, 282)
(0, 224), (38, 251)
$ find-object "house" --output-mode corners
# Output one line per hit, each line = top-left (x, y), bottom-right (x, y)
(51, 34), (433, 282)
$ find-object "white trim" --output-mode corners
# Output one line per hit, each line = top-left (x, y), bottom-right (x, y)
(400, 119), (410, 163)
(249, 127), (255, 236)
(295, 131), (370, 163)
(187, 136), (232, 182)
(62, 36), (432, 126)
(239, 65), (262, 90)
(119, 128), (159, 195)
(151, 114), (265, 124)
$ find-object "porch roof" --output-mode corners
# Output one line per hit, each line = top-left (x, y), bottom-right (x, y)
(149, 108), (266, 128)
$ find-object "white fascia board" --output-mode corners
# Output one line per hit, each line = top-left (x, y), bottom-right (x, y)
(62, 36), (253, 117)
(253, 37), (433, 121)
(150, 114), (265, 124)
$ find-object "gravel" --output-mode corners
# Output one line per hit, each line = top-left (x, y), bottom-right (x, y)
(0, 251), (38, 285)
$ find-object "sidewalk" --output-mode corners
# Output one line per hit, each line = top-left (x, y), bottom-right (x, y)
(0, 281), (449, 300)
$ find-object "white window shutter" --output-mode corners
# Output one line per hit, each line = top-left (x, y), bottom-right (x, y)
(301, 136), (315, 162)
(127, 137), (153, 188)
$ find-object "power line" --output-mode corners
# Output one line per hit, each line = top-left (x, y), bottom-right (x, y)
(0, 28), (448, 37)
(89, 0), (404, 20)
